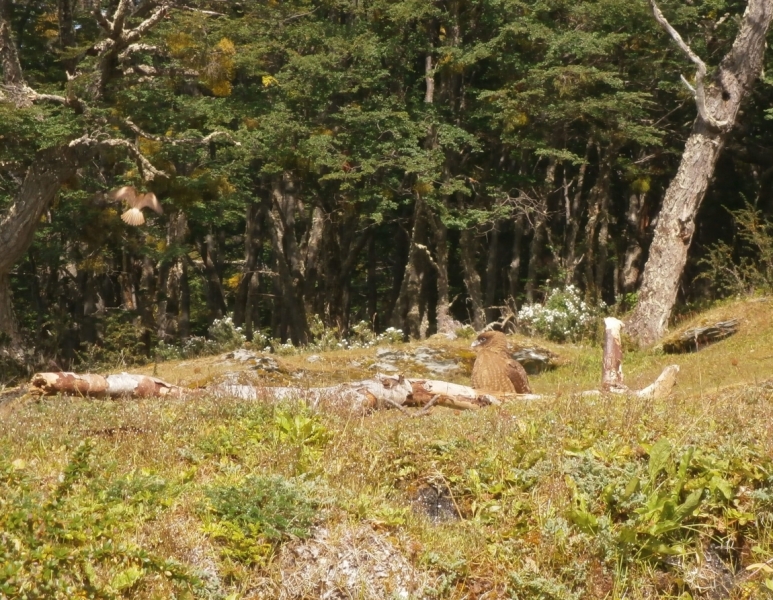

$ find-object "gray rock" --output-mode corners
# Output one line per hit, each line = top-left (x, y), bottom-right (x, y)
(375, 348), (408, 361)
(226, 349), (260, 362)
(306, 354), (322, 363)
(252, 356), (279, 372)
(412, 346), (459, 374)
(368, 362), (400, 373)
(511, 347), (557, 374)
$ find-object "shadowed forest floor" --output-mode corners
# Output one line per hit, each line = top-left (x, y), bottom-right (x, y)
(2, 297), (773, 599)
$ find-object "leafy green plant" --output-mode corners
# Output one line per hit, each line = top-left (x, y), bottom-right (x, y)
(273, 409), (330, 448)
(0, 441), (199, 599)
(207, 316), (246, 352)
(202, 476), (317, 565)
(698, 203), (773, 296)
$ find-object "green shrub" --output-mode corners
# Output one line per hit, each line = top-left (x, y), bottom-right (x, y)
(0, 441), (200, 599)
(698, 203), (773, 296)
(202, 476), (317, 565)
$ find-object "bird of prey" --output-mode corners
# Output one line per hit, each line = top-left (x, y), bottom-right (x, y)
(108, 186), (163, 226)
(470, 330), (532, 394)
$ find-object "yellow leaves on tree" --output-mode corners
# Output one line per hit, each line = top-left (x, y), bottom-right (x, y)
(413, 181), (433, 196)
(202, 38), (237, 97)
(166, 33), (237, 97)
(262, 75), (279, 88)
(36, 12), (59, 40)
(225, 274), (242, 291)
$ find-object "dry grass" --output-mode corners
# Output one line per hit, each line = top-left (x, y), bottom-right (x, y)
(2, 297), (773, 599)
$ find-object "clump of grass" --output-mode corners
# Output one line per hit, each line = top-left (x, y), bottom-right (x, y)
(202, 475), (318, 567)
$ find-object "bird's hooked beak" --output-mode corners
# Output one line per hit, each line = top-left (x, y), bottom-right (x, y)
(471, 338), (482, 348)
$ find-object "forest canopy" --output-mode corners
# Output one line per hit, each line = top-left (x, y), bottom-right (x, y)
(2, 0), (773, 374)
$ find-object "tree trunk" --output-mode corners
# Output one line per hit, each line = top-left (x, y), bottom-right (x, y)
(563, 141), (593, 285)
(0, 273), (20, 356)
(234, 202), (262, 328)
(508, 214), (525, 301)
(197, 232), (227, 320)
(431, 213), (456, 335)
(0, 145), (82, 347)
(460, 228), (486, 331)
(484, 223), (499, 323)
(57, 0), (77, 75)
(265, 175), (310, 344)
(619, 190), (648, 295)
(583, 144), (614, 301)
(628, 0), (773, 345)
(391, 199), (427, 338)
(367, 235), (378, 329)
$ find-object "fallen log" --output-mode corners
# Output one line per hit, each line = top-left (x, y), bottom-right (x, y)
(29, 372), (187, 398)
(662, 319), (739, 354)
(214, 375), (503, 414)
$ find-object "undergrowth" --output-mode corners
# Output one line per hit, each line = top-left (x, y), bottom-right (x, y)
(3, 299), (773, 598)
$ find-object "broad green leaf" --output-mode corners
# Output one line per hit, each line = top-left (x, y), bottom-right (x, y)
(674, 489), (704, 521)
(648, 438), (672, 482)
(709, 476), (734, 500)
(111, 566), (144, 591)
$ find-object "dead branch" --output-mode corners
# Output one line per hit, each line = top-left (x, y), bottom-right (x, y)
(29, 372), (187, 398)
(648, 0), (729, 130)
(125, 119), (241, 147)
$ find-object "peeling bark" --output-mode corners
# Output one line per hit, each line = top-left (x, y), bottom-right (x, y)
(629, 0), (773, 346)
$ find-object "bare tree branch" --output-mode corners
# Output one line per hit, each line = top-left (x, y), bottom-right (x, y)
(110, 0), (136, 35)
(118, 43), (159, 62)
(173, 4), (225, 17)
(124, 118), (241, 147)
(92, 7), (112, 32)
(649, 0), (729, 130)
(125, 3), (170, 43)
(67, 135), (167, 181)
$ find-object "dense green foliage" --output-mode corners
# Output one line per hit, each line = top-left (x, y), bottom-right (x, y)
(2, 0), (773, 373)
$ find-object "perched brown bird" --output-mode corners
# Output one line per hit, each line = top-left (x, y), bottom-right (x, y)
(470, 330), (532, 394)
(108, 186), (163, 226)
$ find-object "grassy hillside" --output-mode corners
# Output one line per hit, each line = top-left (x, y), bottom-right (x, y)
(2, 298), (773, 599)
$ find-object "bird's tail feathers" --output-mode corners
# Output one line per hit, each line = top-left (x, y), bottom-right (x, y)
(121, 208), (146, 226)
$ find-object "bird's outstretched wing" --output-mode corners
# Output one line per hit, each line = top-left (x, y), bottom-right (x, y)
(135, 192), (163, 214)
(109, 186), (140, 204)
(121, 208), (146, 226)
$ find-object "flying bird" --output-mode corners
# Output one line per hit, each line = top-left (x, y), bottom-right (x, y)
(470, 330), (532, 394)
(108, 186), (163, 226)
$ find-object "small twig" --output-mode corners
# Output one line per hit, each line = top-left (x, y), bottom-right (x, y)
(413, 394), (440, 417)
(381, 396), (412, 416)
(433, 471), (464, 521)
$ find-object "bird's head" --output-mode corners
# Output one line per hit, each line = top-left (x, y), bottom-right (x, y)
(471, 330), (508, 351)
